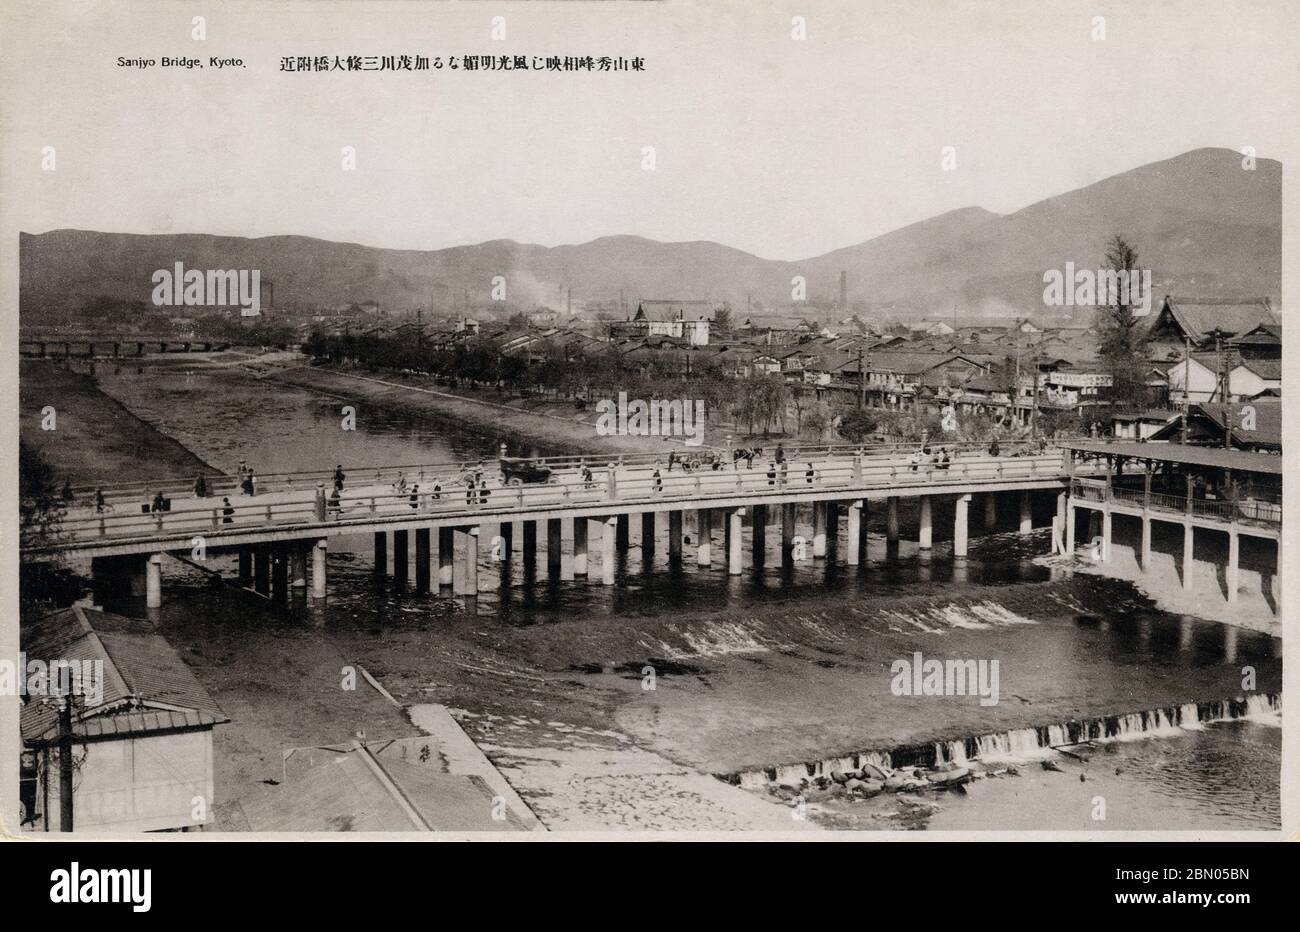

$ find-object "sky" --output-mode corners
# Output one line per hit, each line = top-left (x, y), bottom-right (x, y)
(2, 0), (1297, 260)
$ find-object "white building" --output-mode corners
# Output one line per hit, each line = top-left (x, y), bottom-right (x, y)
(20, 606), (228, 833)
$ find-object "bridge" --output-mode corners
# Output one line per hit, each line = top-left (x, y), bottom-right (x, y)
(19, 334), (231, 358)
(24, 442), (1077, 607)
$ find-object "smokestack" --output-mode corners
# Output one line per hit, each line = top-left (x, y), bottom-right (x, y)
(839, 270), (847, 312)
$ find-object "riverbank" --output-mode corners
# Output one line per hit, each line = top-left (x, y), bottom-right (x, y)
(265, 361), (732, 458)
(19, 360), (220, 486)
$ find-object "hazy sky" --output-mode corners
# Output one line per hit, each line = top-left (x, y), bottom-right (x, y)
(2, 0), (1296, 260)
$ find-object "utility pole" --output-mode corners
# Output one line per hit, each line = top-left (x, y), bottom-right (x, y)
(58, 693), (75, 831)
(856, 339), (865, 409)
(1181, 334), (1191, 443)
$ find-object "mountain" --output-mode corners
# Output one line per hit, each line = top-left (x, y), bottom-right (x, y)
(18, 147), (1281, 324)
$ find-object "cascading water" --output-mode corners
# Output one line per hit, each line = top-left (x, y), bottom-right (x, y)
(728, 693), (1281, 786)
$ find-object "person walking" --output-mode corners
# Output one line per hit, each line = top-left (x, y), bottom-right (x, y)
(409, 485), (420, 509)
(221, 497), (235, 524)
(774, 442), (785, 465)
(333, 464), (346, 490)
(195, 474), (208, 498)
(152, 490), (166, 513)
(653, 468), (663, 494)
(94, 487), (106, 514)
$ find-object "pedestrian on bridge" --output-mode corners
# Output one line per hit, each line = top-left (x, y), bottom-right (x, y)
(775, 442), (785, 465)
(221, 497), (234, 524)
(151, 490), (166, 513)
(94, 488), (106, 514)
(195, 474), (208, 498)
(667, 450), (678, 472)
(989, 438), (1001, 457)
(410, 485), (420, 509)
(333, 464), (346, 490)
(653, 468), (663, 494)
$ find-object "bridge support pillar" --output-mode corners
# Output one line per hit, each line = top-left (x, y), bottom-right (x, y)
(696, 510), (712, 566)
(254, 546), (270, 595)
(373, 532), (387, 577)
(1019, 490), (1033, 534)
(454, 527), (478, 596)
(560, 518), (576, 580)
(393, 530), (409, 586)
(780, 504), (796, 561)
(615, 513), (629, 552)
(522, 521), (537, 574)
(238, 547), (252, 584)
(573, 519), (589, 576)
(824, 503), (837, 557)
(1065, 500), (1076, 555)
(1140, 514), (1152, 571)
(813, 502), (827, 558)
(954, 494), (970, 558)
(548, 518), (563, 576)
(668, 511), (683, 563)
(1227, 529), (1239, 604)
(1182, 521), (1195, 591)
(1101, 508), (1112, 563)
(271, 548), (289, 602)
(918, 496), (932, 550)
(751, 505), (767, 567)
(641, 512), (656, 564)
(729, 509), (744, 576)
(1056, 492), (1067, 537)
(146, 553), (163, 609)
(602, 517), (618, 585)
(312, 540), (327, 598)
(886, 497), (899, 544)
(499, 522), (513, 563)
(290, 545), (308, 589)
(983, 492), (996, 529)
(846, 500), (862, 566)
(415, 528), (431, 593)
(438, 528), (454, 587)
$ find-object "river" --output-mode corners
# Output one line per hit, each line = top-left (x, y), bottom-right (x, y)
(62, 356), (1283, 831)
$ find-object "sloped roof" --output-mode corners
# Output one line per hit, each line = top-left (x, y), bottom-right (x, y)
(1236, 358), (1282, 380)
(21, 606), (227, 744)
(1060, 439), (1282, 474)
(1194, 401), (1281, 448)
(1152, 297), (1276, 343)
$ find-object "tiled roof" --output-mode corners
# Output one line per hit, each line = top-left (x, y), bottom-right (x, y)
(1237, 358), (1282, 380)
(1153, 297), (1276, 343)
(21, 606), (227, 744)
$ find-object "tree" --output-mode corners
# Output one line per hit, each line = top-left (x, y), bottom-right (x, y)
(712, 304), (732, 340)
(1096, 234), (1150, 412)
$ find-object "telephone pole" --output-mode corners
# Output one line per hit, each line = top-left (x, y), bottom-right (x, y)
(58, 693), (75, 831)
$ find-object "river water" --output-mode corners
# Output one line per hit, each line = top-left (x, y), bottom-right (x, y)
(72, 357), (1283, 831)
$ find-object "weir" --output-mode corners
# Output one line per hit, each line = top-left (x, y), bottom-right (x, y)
(727, 694), (1281, 789)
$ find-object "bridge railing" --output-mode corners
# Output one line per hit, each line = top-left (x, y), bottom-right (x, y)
(1072, 480), (1282, 527)
(31, 452), (1069, 550)
(66, 439), (1057, 505)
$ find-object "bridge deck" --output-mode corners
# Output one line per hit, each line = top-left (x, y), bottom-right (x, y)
(26, 450), (1071, 559)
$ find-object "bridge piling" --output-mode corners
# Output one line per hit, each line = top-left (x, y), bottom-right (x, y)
(146, 553), (163, 608)
(601, 517), (617, 585)
(522, 520), (538, 573)
(393, 530), (410, 586)
(954, 494), (970, 558)
(560, 518), (576, 580)
(454, 527), (478, 596)
(415, 528), (431, 592)
(845, 501), (861, 565)
(751, 504), (767, 566)
(983, 492), (997, 529)
(238, 547), (252, 584)
(254, 546), (271, 595)
(548, 518), (563, 576)
(668, 511), (683, 563)
(696, 510), (712, 566)
(615, 513), (629, 552)
(886, 497), (899, 543)
(1019, 490), (1033, 534)
(780, 504), (796, 561)
(641, 512), (656, 566)
(573, 519), (588, 576)
(918, 496), (932, 550)
(290, 544), (308, 589)
(312, 540), (327, 598)
(438, 528), (454, 587)
(728, 509), (743, 575)
(373, 533), (388, 577)
(1182, 522), (1194, 591)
